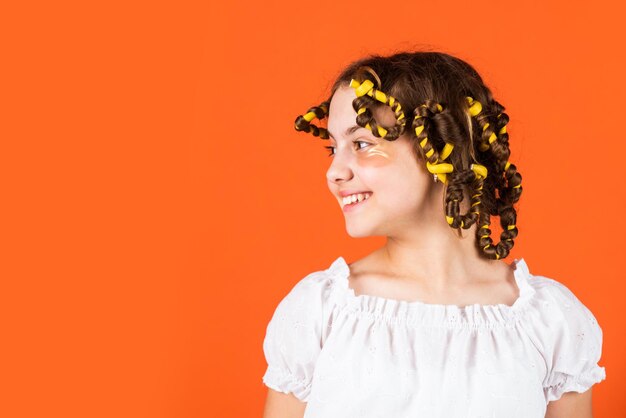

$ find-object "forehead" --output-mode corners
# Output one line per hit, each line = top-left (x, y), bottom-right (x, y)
(326, 86), (362, 141)
(328, 86), (357, 127)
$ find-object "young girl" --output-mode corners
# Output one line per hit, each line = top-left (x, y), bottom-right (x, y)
(261, 51), (606, 418)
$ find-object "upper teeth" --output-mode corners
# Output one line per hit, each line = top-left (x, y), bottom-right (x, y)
(342, 193), (372, 205)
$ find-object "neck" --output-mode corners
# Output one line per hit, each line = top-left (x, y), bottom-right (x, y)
(373, 221), (510, 292)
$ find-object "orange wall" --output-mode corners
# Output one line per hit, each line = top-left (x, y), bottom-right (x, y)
(1, 0), (623, 416)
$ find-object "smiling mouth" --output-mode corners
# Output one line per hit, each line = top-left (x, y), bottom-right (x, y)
(342, 192), (372, 210)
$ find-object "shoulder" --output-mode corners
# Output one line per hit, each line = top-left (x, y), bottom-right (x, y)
(271, 263), (337, 313)
(261, 259), (340, 402)
(523, 271), (606, 402)
(263, 258), (342, 341)
(528, 272), (602, 330)
(526, 272), (603, 344)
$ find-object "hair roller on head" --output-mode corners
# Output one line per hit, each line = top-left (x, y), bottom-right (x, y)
(348, 66), (407, 140)
(354, 65), (382, 91)
(412, 101), (454, 184)
(411, 99), (493, 237)
(465, 96), (520, 186)
(294, 101), (330, 139)
(465, 96), (522, 260)
(465, 96), (505, 152)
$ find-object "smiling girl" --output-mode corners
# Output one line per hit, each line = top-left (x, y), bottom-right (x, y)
(261, 51), (606, 418)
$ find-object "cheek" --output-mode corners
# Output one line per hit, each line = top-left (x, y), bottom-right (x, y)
(357, 146), (424, 196)
(357, 140), (424, 182)
(355, 142), (394, 167)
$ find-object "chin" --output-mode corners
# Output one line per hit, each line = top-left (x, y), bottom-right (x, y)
(344, 222), (378, 238)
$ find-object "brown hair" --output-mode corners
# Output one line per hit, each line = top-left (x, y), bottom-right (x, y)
(321, 51), (523, 260)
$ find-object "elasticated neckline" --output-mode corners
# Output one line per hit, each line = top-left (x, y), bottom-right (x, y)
(325, 257), (536, 328)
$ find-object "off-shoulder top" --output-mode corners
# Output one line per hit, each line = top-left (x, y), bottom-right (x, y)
(262, 257), (606, 418)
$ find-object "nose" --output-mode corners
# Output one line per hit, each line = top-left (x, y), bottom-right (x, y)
(326, 150), (354, 185)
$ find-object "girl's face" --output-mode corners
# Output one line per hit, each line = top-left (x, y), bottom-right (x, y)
(326, 85), (444, 238)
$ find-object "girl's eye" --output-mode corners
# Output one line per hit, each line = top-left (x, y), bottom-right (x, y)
(324, 141), (371, 157)
(355, 141), (371, 150)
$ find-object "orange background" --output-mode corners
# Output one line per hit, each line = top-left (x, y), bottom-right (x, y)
(1, 0), (623, 416)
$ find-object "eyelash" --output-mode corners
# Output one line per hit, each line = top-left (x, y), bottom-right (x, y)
(324, 141), (370, 157)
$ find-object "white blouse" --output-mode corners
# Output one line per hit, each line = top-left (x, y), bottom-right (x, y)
(262, 257), (606, 418)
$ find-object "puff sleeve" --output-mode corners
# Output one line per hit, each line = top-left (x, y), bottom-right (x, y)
(541, 279), (607, 403)
(261, 271), (330, 402)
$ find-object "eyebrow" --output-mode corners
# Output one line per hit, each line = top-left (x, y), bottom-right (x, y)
(327, 125), (364, 140)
